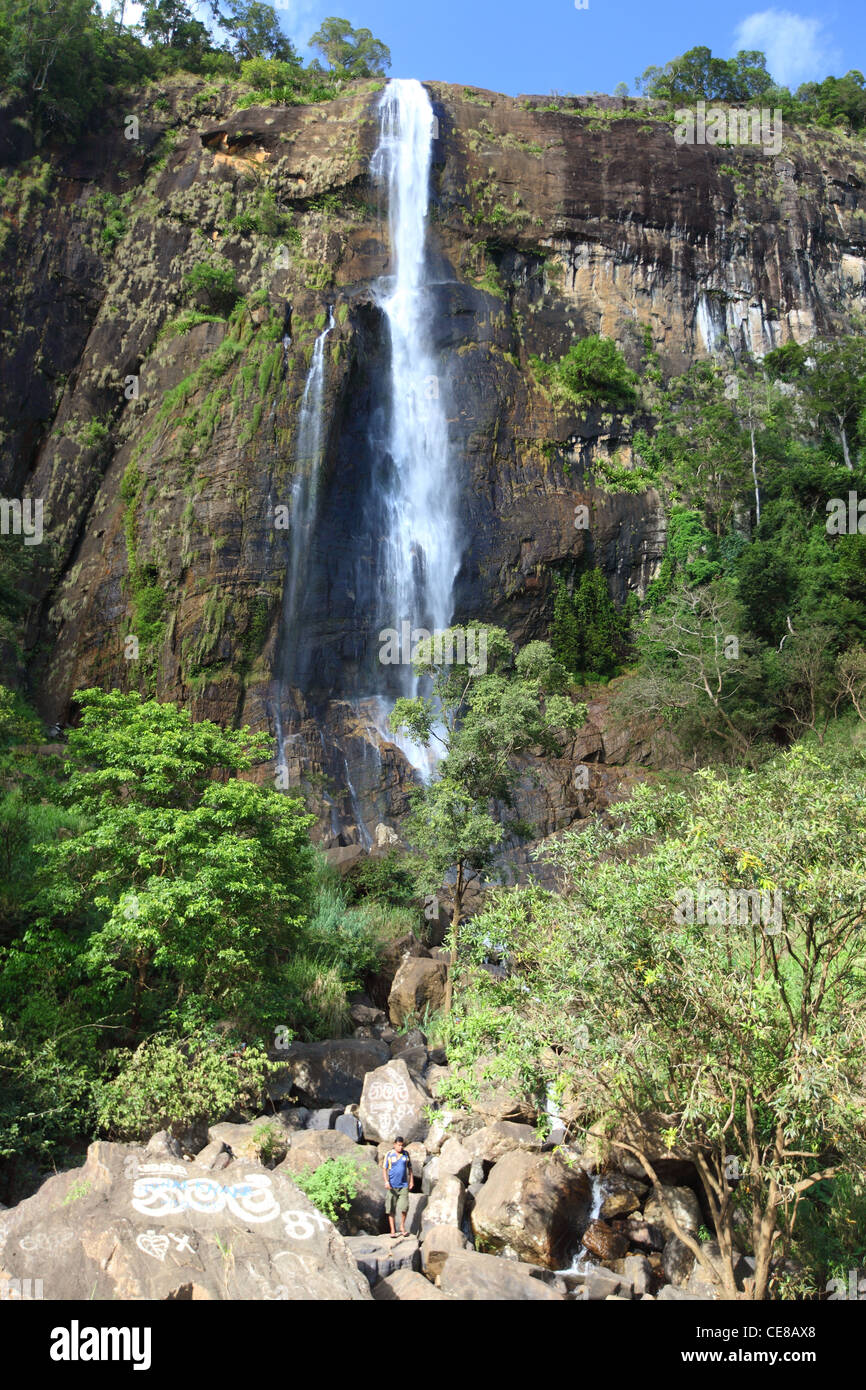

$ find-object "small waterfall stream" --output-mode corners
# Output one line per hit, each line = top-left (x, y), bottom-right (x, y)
(274, 309), (334, 785)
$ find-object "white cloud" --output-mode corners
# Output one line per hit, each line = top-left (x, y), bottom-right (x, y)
(732, 9), (842, 88)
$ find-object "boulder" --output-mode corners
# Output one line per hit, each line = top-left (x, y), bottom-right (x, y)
(308, 1107), (343, 1132)
(469, 1060), (537, 1124)
(145, 1130), (183, 1161)
(582, 1111), (699, 1185)
(267, 1039), (390, 1108)
(195, 1141), (233, 1172)
(663, 1234), (696, 1287)
(345, 1234), (420, 1288)
(567, 1265), (629, 1300)
(278, 1106), (311, 1131)
(622, 1253), (653, 1296)
(388, 957), (447, 1027)
(370, 934), (429, 1009)
(0, 1141), (371, 1300)
(373, 1269), (448, 1301)
(599, 1173), (648, 1220)
(470, 1150), (591, 1269)
(420, 1223), (470, 1280)
(404, 1193), (428, 1236)
(350, 1003), (386, 1030)
(421, 1176), (465, 1232)
(657, 1283), (712, 1301)
(277, 1133), (383, 1236)
(390, 1029), (427, 1055)
(581, 1220), (629, 1262)
(643, 1184), (702, 1239)
(436, 1137), (472, 1184)
(206, 1120), (289, 1167)
(685, 1241), (750, 1298)
(334, 1113), (362, 1143)
(465, 1121), (542, 1166)
(436, 1251), (565, 1301)
(358, 1059), (430, 1145)
(624, 1215), (666, 1252)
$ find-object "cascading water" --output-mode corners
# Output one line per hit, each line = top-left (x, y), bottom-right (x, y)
(274, 309), (334, 785)
(363, 78), (460, 775)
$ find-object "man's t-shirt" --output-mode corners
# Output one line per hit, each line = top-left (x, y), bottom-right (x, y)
(384, 1149), (410, 1189)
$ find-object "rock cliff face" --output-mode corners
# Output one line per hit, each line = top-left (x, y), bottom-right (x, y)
(3, 78), (865, 844)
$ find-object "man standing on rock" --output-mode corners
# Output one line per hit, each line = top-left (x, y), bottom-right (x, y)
(383, 1135), (412, 1239)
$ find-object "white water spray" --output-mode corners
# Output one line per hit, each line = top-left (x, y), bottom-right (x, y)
(366, 78), (459, 773)
(274, 309), (334, 783)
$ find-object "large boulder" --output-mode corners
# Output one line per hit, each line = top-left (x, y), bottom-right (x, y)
(277, 1133), (383, 1236)
(643, 1184), (702, 1239)
(206, 1120), (290, 1167)
(0, 1142), (371, 1300)
(470, 1150), (591, 1269)
(599, 1173), (648, 1220)
(465, 1121), (542, 1166)
(268, 1039), (390, 1108)
(421, 1176), (466, 1232)
(436, 1251), (566, 1301)
(581, 1220), (629, 1262)
(358, 1059), (429, 1144)
(582, 1111), (700, 1186)
(436, 1137), (473, 1183)
(388, 957), (447, 1026)
(345, 1234), (420, 1287)
(420, 1223), (470, 1280)
(373, 1269), (449, 1301)
(369, 934), (429, 1009)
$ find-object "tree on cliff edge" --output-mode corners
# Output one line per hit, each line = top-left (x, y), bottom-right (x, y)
(389, 626), (584, 1011)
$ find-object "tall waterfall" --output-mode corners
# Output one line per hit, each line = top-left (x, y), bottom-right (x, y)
(366, 78), (459, 770)
(274, 309), (334, 784)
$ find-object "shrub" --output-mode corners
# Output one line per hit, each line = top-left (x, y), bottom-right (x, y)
(94, 1032), (273, 1140)
(293, 1155), (362, 1222)
(184, 258), (241, 313)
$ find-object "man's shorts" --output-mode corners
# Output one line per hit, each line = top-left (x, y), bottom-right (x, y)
(384, 1186), (409, 1215)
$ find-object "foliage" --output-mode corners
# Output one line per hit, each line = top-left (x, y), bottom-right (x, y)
(95, 1030), (272, 1139)
(550, 570), (632, 678)
(309, 17), (391, 78)
(184, 258), (241, 312)
(534, 335), (637, 412)
(293, 1155), (362, 1222)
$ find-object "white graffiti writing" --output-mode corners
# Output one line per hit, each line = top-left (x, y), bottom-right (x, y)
(20, 1229), (75, 1254)
(135, 1229), (196, 1261)
(280, 1209), (332, 1241)
(131, 1174), (280, 1224)
(366, 1066), (414, 1136)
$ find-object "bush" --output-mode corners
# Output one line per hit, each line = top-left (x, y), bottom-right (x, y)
(293, 1155), (362, 1222)
(552, 335), (638, 411)
(184, 258), (241, 312)
(94, 1031), (273, 1140)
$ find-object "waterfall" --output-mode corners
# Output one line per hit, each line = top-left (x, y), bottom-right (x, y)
(274, 309), (334, 785)
(365, 78), (460, 772)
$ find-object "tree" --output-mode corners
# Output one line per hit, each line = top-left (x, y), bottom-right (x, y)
(802, 338), (866, 472)
(620, 580), (772, 762)
(538, 745), (866, 1299)
(29, 689), (316, 1033)
(308, 16), (391, 79)
(208, 0), (297, 61)
(141, 0), (211, 53)
(548, 335), (638, 412)
(551, 569), (629, 678)
(389, 627), (584, 1010)
(636, 45), (774, 102)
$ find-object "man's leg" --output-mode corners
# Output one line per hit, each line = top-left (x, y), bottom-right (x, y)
(398, 1187), (408, 1236)
(385, 1190), (396, 1235)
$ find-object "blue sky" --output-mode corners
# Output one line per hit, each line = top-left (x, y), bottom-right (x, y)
(106, 1), (863, 95)
(279, 0), (861, 95)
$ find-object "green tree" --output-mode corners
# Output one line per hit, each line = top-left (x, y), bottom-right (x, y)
(208, 0), (296, 61)
(537, 743), (866, 1299)
(636, 45), (774, 102)
(550, 335), (638, 412)
(141, 0), (211, 53)
(390, 627), (584, 1010)
(308, 16), (391, 78)
(30, 689), (316, 1033)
